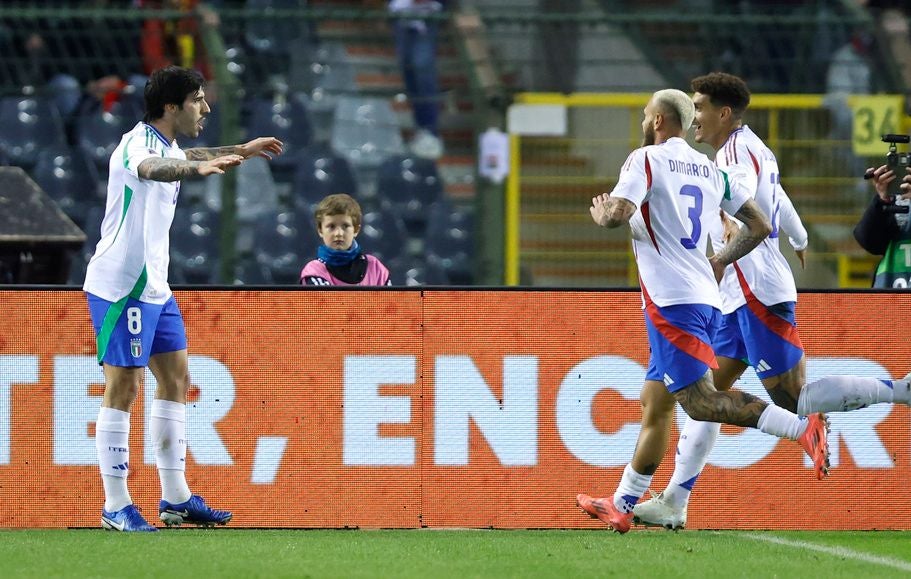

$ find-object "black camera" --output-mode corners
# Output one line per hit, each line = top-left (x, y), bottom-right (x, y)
(884, 133), (911, 197)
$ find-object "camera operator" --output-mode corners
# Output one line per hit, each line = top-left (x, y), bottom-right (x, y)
(853, 164), (911, 287)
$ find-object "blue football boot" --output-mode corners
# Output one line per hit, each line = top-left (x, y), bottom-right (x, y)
(159, 495), (232, 528)
(101, 504), (158, 532)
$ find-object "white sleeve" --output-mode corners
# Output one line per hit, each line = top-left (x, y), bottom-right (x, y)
(717, 142), (759, 200)
(609, 148), (649, 209)
(718, 166), (752, 217)
(776, 185), (808, 251)
(123, 132), (161, 179)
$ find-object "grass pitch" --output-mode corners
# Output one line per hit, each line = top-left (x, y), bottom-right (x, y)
(2, 529), (910, 578)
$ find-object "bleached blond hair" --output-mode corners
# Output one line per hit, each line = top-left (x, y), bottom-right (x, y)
(652, 88), (695, 131)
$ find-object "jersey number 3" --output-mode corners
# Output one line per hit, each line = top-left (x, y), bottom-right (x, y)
(679, 185), (703, 249)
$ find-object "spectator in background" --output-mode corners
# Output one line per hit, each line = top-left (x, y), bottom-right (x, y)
(854, 164), (911, 288)
(138, 0), (219, 80)
(389, 0), (445, 160)
(824, 30), (874, 181)
(300, 194), (391, 286)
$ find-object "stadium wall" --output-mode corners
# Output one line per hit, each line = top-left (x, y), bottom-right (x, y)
(0, 288), (908, 530)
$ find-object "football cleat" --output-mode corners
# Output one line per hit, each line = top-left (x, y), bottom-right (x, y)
(632, 491), (686, 531)
(159, 495), (232, 528)
(576, 493), (633, 534)
(101, 504), (158, 532)
(797, 413), (830, 480)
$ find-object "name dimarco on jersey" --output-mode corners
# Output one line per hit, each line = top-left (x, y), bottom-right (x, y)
(668, 159), (710, 178)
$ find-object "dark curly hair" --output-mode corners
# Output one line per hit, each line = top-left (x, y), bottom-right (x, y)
(143, 66), (205, 123)
(690, 72), (751, 119)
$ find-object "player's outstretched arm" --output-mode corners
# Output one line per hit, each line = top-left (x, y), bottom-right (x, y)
(590, 193), (636, 228)
(184, 137), (284, 162)
(137, 155), (244, 181)
(708, 199), (771, 281)
(184, 137), (283, 162)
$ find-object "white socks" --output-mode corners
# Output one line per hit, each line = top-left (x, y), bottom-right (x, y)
(757, 405), (805, 440)
(614, 464), (652, 513)
(150, 399), (192, 505)
(663, 418), (720, 509)
(96, 407), (132, 512)
(798, 376), (911, 415)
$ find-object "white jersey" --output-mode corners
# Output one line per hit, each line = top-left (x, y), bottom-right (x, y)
(83, 122), (184, 305)
(713, 125), (804, 313)
(610, 137), (751, 309)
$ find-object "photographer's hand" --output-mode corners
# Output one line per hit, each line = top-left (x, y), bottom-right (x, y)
(902, 168), (911, 200)
(870, 165), (896, 201)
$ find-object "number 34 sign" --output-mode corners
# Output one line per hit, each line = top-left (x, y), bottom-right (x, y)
(851, 95), (905, 156)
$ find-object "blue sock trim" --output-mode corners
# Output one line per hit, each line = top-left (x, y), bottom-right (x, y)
(679, 474), (700, 491)
(881, 379), (894, 390)
(619, 494), (640, 512)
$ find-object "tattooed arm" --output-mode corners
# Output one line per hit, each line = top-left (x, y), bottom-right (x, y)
(590, 193), (637, 228)
(708, 198), (771, 281)
(137, 154), (244, 182)
(183, 146), (238, 161)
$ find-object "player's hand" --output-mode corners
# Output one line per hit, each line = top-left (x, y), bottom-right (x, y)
(795, 248), (806, 269)
(720, 211), (739, 243)
(590, 193), (610, 227)
(237, 137), (284, 160)
(198, 154), (244, 176)
(707, 255), (726, 283)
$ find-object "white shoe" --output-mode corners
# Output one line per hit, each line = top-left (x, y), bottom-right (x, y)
(410, 129), (443, 160)
(632, 491), (687, 530)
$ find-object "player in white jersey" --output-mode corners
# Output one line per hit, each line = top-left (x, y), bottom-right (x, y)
(575, 88), (829, 534)
(634, 72), (911, 531)
(83, 66), (283, 532)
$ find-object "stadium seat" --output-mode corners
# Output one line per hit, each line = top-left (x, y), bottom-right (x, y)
(376, 155), (443, 237)
(0, 95), (67, 169)
(75, 101), (134, 172)
(244, 0), (309, 80)
(254, 209), (315, 284)
(170, 207), (221, 284)
(244, 95), (312, 169)
(231, 255), (272, 285)
(330, 95), (405, 171)
(425, 201), (475, 285)
(47, 73), (84, 119)
(236, 156), (280, 222)
(31, 145), (101, 229)
(292, 145), (358, 211)
(387, 255), (449, 286)
(302, 42), (358, 141)
(358, 206), (408, 264)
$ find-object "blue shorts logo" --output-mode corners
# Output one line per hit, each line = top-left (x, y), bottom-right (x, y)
(130, 338), (142, 358)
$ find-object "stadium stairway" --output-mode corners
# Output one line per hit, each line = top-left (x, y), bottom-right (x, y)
(310, 0), (480, 207)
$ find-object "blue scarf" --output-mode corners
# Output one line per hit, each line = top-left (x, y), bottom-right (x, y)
(318, 240), (361, 266)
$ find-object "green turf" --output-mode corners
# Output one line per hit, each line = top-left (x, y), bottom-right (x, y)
(1, 529), (910, 578)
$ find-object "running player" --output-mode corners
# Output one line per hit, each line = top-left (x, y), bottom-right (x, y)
(575, 88), (829, 534)
(83, 66), (283, 532)
(633, 72), (910, 531)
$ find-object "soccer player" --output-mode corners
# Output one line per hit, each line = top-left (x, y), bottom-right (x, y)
(633, 72), (911, 531)
(299, 194), (391, 286)
(83, 66), (283, 532)
(575, 88), (829, 534)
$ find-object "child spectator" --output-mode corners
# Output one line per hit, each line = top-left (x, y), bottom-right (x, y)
(300, 194), (391, 286)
